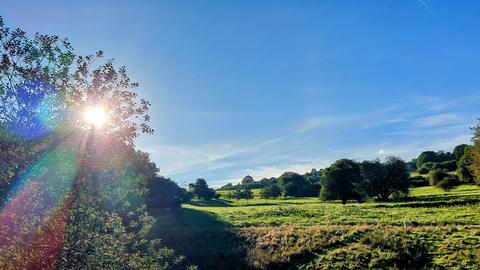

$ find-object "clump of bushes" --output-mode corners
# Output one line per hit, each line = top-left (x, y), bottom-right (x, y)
(429, 169), (460, 191)
(417, 167), (429, 175)
(409, 175), (429, 187)
(429, 169), (449, 186)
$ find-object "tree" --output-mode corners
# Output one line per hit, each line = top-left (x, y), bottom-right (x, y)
(406, 159), (417, 173)
(457, 146), (474, 183)
(416, 151), (438, 169)
(219, 183), (234, 190)
(382, 157), (410, 199)
(241, 175), (255, 185)
(241, 187), (253, 204)
(0, 17), (184, 268)
(471, 120), (480, 185)
(189, 178), (216, 200)
(146, 176), (187, 208)
(453, 144), (470, 161)
(320, 159), (365, 204)
(429, 169), (449, 186)
(437, 175), (460, 191)
(278, 172), (312, 197)
(260, 185), (282, 201)
(304, 168), (322, 195)
(225, 189), (242, 201)
(360, 157), (409, 201)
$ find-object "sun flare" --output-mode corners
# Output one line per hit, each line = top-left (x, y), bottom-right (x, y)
(83, 107), (106, 128)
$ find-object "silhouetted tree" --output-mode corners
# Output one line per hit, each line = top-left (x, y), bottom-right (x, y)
(189, 178), (216, 200)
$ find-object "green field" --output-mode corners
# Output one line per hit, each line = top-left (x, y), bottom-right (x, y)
(150, 185), (480, 269)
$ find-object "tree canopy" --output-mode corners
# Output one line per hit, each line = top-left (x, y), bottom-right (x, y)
(320, 159), (365, 204)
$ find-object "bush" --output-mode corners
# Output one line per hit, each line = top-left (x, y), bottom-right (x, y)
(422, 162), (435, 170)
(409, 176), (429, 187)
(279, 172), (313, 197)
(437, 176), (460, 191)
(417, 167), (429, 175)
(429, 169), (449, 186)
(432, 160), (457, 172)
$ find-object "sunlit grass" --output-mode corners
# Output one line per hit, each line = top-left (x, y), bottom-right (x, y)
(182, 185), (480, 227)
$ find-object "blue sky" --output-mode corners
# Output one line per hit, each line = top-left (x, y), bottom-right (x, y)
(3, 1), (480, 187)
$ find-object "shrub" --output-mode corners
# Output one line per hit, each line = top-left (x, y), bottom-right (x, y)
(422, 162), (435, 170)
(260, 185), (282, 201)
(429, 169), (449, 186)
(417, 167), (429, 175)
(409, 176), (429, 187)
(432, 160), (457, 172)
(437, 176), (460, 191)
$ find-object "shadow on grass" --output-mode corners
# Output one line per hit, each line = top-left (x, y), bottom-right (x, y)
(149, 207), (251, 270)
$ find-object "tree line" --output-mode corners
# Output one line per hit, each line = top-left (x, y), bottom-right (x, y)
(219, 138), (480, 204)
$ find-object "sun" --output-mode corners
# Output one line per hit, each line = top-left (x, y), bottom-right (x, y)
(83, 107), (106, 128)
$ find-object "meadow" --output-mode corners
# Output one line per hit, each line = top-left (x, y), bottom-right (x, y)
(150, 185), (480, 269)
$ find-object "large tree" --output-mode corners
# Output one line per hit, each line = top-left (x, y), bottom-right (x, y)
(361, 157), (410, 201)
(0, 17), (184, 268)
(320, 159), (365, 204)
(278, 172), (312, 197)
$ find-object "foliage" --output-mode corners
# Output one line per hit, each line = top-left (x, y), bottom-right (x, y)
(418, 167), (429, 175)
(219, 177), (278, 191)
(406, 158), (417, 172)
(453, 144), (470, 160)
(436, 175), (460, 192)
(259, 185), (282, 201)
(429, 169), (449, 186)
(470, 120), (480, 185)
(0, 17), (185, 269)
(409, 175), (429, 187)
(278, 172), (315, 197)
(432, 160), (457, 171)
(457, 146), (474, 183)
(416, 151), (439, 169)
(147, 176), (190, 208)
(361, 157), (410, 200)
(225, 188), (253, 202)
(320, 159), (365, 204)
(241, 175), (254, 185)
(189, 178), (216, 200)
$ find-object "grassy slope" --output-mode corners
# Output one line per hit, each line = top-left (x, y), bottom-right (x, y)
(185, 185), (480, 226)
(150, 185), (480, 269)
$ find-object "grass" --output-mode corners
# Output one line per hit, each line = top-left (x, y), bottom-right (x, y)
(183, 185), (480, 227)
(149, 185), (480, 269)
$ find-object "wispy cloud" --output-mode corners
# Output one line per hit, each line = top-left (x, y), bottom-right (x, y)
(140, 99), (477, 187)
(412, 113), (461, 128)
(417, 0), (435, 16)
(295, 117), (337, 134)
